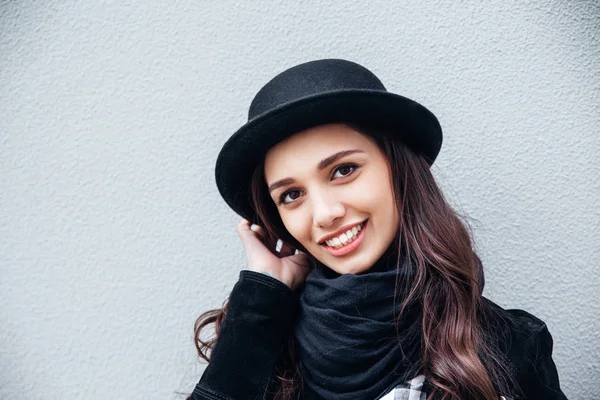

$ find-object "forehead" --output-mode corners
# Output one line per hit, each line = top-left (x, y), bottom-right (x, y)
(264, 124), (377, 178)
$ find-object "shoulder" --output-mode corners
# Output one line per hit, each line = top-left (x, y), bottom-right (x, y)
(480, 297), (553, 359)
(480, 297), (566, 398)
(484, 298), (564, 399)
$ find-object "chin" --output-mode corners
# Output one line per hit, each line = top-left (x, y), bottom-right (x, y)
(340, 265), (370, 275)
(324, 255), (374, 275)
(308, 238), (383, 275)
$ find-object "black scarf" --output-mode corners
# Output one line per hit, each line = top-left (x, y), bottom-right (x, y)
(293, 247), (424, 399)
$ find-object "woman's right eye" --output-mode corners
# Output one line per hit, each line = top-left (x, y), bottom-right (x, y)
(277, 189), (302, 206)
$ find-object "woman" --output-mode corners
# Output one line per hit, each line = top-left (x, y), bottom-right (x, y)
(187, 59), (566, 399)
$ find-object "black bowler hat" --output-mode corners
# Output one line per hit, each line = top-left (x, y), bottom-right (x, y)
(215, 58), (443, 222)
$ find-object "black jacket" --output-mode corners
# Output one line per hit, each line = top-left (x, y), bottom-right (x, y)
(192, 270), (567, 400)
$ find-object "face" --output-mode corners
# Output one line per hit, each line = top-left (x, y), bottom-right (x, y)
(263, 123), (399, 275)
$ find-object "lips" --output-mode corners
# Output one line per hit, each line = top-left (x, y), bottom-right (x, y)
(318, 220), (367, 245)
(323, 221), (365, 248)
(320, 219), (368, 257)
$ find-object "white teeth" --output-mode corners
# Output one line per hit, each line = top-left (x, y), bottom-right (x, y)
(324, 222), (364, 248)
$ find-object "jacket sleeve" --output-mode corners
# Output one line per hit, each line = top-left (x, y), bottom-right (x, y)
(192, 270), (298, 400)
(520, 324), (568, 400)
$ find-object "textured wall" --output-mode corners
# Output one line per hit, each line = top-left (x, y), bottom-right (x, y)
(1, 1), (598, 399)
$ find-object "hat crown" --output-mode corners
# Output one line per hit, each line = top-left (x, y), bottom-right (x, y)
(248, 59), (387, 120)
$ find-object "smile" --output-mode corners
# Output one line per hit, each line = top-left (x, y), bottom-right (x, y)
(324, 221), (365, 247)
(321, 219), (368, 256)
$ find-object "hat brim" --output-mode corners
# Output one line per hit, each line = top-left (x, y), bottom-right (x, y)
(215, 89), (443, 222)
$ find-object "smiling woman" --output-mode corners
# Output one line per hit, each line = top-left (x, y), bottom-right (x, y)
(187, 59), (567, 400)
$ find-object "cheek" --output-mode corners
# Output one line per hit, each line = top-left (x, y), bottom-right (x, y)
(350, 169), (395, 212)
(280, 213), (311, 244)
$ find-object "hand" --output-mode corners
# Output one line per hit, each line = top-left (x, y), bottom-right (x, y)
(236, 218), (312, 290)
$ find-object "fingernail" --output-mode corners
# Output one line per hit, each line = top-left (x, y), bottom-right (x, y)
(250, 224), (259, 232)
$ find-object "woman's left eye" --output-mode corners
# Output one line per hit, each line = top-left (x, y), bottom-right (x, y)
(332, 163), (359, 179)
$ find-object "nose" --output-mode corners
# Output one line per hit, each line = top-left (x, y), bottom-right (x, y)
(312, 190), (345, 228)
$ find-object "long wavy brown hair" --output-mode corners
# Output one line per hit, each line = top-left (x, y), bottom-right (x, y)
(186, 123), (521, 400)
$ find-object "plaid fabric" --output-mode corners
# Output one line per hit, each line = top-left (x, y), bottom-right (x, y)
(377, 375), (513, 400)
(378, 375), (427, 400)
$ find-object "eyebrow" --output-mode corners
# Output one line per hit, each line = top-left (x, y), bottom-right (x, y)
(268, 149), (365, 193)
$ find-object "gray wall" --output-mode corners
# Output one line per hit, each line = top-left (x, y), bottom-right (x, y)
(1, 1), (598, 399)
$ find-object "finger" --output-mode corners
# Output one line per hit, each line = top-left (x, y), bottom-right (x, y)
(237, 219), (264, 237)
(279, 241), (296, 257)
(237, 218), (251, 230)
(250, 224), (279, 251)
(250, 223), (266, 239)
(237, 219), (281, 255)
(237, 219), (267, 248)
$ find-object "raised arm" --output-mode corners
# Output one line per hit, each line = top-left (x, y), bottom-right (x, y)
(192, 270), (299, 400)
